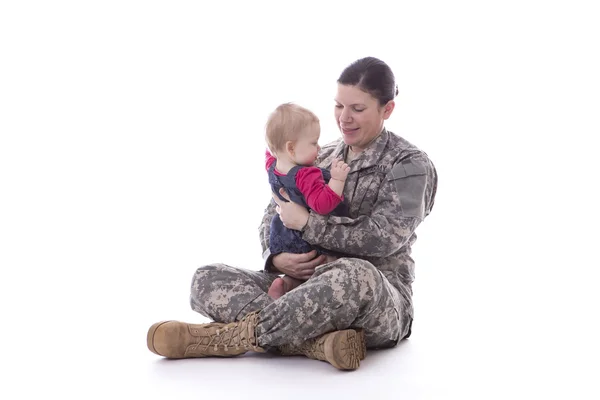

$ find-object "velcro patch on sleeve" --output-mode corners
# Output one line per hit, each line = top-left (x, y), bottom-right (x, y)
(388, 161), (428, 219)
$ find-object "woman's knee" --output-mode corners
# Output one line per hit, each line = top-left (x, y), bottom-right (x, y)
(190, 263), (234, 299)
(192, 263), (235, 285)
(315, 258), (382, 290)
(189, 264), (235, 313)
(320, 257), (378, 275)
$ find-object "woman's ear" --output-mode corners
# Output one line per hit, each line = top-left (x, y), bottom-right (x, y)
(382, 100), (395, 120)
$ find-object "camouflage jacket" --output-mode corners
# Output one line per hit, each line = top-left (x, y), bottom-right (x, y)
(259, 128), (437, 301)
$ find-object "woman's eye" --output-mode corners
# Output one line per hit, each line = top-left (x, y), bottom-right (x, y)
(354, 108), (364, 112)
(335, 104), (343, 108)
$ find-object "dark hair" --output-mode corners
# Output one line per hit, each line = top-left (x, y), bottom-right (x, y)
(337, 57), (398, 106)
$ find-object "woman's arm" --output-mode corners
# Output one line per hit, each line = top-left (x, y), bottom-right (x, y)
(281, 157), (437, 258)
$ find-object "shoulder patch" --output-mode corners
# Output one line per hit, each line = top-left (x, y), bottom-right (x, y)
(387, 160), (429, 219)
(388, 160), (427, 180)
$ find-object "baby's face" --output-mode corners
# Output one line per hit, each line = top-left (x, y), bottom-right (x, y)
(292, 123), (321, 166)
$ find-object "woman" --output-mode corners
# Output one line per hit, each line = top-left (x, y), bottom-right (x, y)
(146, 57), (438, 371)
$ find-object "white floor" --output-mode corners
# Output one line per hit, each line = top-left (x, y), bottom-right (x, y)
(4, 241), (598, 400)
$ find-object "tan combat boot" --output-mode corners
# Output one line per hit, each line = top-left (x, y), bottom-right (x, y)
(147, 311), (265, 358)
(278, 329), (367, 370)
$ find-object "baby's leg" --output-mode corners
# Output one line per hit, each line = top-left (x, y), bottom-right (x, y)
(268, 275), (305, 300)
(281, 275), (304, 292)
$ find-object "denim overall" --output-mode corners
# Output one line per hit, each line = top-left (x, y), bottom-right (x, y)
(268, 162), (348, 256)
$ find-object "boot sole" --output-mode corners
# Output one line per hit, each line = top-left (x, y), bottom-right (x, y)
(325, 330), (362, 370)
(147, 321), (172, 356)
(354, 328), (367, 360)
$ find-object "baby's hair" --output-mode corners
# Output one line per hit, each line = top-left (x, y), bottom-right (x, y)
(265, 103), (319, 155)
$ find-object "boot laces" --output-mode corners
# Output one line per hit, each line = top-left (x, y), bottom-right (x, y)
(190, 313), (259, 352)
(301, 335), (326, 360)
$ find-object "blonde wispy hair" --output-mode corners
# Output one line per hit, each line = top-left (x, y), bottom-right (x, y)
(265, 103), (319, 155)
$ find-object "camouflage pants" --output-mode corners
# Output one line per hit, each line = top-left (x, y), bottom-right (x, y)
(190, 258), (412, 349)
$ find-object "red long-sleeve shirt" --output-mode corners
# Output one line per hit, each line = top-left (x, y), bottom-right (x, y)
(265, 150), (343, 215)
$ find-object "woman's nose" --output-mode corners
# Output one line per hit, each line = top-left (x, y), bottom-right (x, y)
(339, 108), (352, 123)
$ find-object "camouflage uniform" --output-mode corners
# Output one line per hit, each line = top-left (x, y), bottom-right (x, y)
(190, 128), (437, 350)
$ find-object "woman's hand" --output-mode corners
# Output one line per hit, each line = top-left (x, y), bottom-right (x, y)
(272, 250), (328, 280)
(272, 188), (310, 231)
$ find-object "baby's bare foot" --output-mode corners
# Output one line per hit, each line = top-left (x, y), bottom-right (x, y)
(267, 278), (286, 300)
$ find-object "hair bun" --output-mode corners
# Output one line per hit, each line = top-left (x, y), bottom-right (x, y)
(338, 57), (397, 105)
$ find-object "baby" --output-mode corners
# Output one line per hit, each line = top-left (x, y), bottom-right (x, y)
(264, 103), (350, 299)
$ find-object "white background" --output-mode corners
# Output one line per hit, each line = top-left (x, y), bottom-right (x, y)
(1, 1), (599, 399)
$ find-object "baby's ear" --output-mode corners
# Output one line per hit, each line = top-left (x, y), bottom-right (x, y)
(285, 141), (295, 155)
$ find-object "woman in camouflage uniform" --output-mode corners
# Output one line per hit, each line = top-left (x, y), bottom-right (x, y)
(147, 57), (438, 370)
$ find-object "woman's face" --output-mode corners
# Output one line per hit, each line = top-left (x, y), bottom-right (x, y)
(334, 84), (395, 152)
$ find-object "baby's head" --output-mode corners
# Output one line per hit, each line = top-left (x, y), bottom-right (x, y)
(266, 103), (321, 166)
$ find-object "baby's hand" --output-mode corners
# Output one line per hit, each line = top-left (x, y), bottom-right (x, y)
(330, 159), (350, 182)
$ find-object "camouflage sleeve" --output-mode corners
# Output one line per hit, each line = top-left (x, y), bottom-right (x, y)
(258, 199), (278, 262)
(301, 157), (437, 258)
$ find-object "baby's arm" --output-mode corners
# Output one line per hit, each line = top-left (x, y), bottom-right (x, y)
(296, 167), (345, 215)
(265, 149), (276, 171)
(328, 159), (350, 197)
